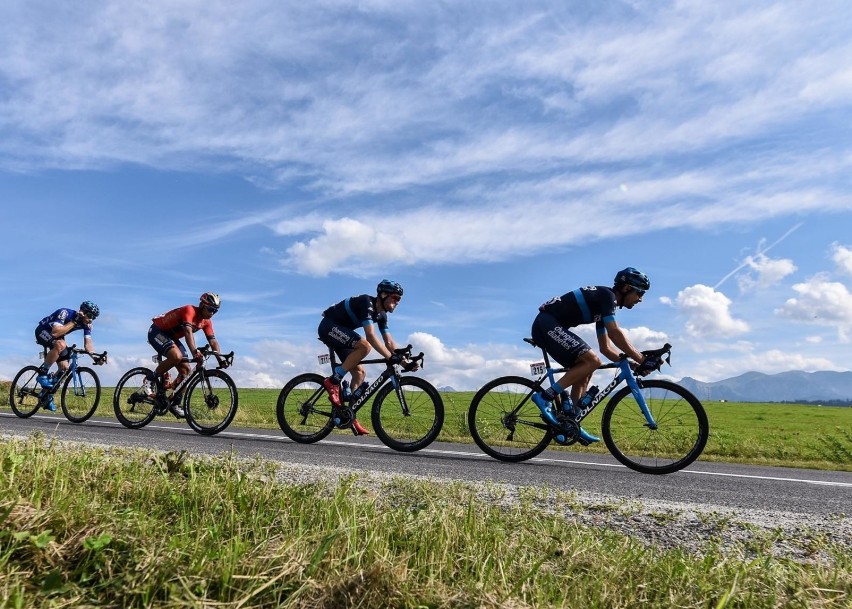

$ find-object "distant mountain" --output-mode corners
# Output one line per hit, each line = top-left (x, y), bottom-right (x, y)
(438, 386), (457, 393)
(675, 370), (852, 403)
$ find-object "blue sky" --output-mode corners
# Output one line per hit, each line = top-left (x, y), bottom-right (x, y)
(2, 1), (851, 391)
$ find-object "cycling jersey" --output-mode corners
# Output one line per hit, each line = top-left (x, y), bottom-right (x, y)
(151, 305), (215, 341)
(538, 286), (617, 334)
(321, 295), (390, 334)
(35, 308), (92, 339)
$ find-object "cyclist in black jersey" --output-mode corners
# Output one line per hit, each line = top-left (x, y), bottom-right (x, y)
(530, 267), (655, 443)
(318, 279), (415, 435)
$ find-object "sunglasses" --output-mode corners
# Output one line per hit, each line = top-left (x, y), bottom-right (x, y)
(204, 305), (220, 314)
(632, 288), (646, 297)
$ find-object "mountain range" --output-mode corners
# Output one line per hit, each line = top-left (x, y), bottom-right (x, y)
(674, 370), (852, 403)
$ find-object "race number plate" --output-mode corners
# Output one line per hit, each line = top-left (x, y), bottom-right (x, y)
(530, 362), (546, 375)
(317, 354), (330, 365)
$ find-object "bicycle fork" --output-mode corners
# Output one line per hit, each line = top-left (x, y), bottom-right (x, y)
(620, 361), (658, 430)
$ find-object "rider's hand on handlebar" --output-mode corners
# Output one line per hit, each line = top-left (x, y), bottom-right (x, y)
(637, 356), (662, 376)
(388, 352), (404, 365)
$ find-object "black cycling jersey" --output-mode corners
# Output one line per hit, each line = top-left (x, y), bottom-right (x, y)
(322, 294), (389, 333)
(538, 285), (617, 332)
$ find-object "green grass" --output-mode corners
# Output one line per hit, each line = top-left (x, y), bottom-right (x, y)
(1, 435), (850, 608)
(3, 381), (851, 471)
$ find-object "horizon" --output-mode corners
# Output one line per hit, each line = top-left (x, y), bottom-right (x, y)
(2, 1), (852, 390)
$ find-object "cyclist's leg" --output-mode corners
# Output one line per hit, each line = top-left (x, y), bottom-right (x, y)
(318, 318), (362, 405)
(148, 325), (186, 388)
(531, 313), (600, 442)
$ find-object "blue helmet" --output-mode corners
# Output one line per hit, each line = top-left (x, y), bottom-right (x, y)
(376, 279), (403, 297)
(79, 301), (100, 319)
(614, 267), (650, 291)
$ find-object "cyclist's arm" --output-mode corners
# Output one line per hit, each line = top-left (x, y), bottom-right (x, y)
(183, 326), (202, 360)
(208, 336), (222, 354)
(601, 320), (644, 364)
(363, 324), (393, 359)
(49, 320), (76, 338)
(84, 335), (94, 354)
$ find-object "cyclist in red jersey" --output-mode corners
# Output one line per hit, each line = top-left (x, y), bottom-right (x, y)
(147, 292), (227, 417)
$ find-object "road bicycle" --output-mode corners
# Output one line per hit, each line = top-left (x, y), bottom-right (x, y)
(276, 344), (444, 452)
(9, 345), (108, 423)
(112, 345), (237, 436)
(467, 339), (709, 474)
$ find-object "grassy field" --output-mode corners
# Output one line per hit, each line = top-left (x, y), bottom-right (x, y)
(1, 436), (849, 608)
(2, 382), (851, 470)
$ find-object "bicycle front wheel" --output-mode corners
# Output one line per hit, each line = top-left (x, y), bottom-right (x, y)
(184, 370), (238, 436)
(276, 373), (335, 443)
(113, 367), (158, 429)
(371, 376), (444, 452)
(60, 366), (101, 423)
(468, 376), (553, 462)
(9, 365), (43, 418)
(602, 380), (709, 474)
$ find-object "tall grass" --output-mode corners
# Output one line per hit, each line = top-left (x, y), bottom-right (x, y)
(1, 435), (850, 608)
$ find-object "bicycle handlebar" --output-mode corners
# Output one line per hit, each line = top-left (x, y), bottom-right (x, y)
(66, 345), (109, 365)
(360, 344), (425, 370)
(198, 344), (235, 369)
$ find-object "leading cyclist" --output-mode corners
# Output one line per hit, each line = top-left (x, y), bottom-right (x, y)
(34, 301), (102, 411)
(318, 279), (414, 436)
(147, 292), (228, 418)
(530, 267), (660, 443)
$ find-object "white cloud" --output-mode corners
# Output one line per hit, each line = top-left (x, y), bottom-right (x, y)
(737, 252), (797, 291)
(284, 218), (412, 276)
(775, 276), (852, 340)
(831, 242), (852, 276)
(666, 284), (749, 338)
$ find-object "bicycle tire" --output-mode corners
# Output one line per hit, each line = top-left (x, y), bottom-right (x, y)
(371, 376), (444, 452)
(601, 379), (709, 475)
(113, 367), (158, 429)
(276, 373), (335, 443)
(184, 370), (239, 436)
(468, 376), (553, 462)
(60, 366), (101, 423)
(9, 365), (44, 418)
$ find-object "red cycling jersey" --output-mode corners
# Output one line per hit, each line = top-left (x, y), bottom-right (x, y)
(151, 305), (215, 340)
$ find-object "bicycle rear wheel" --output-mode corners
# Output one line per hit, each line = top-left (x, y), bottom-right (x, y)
(184, 370), (239, 436)
(9, 365), (43, 418)
(468, 376), (553, 462)
(601, 380), (709, 474)
(60, 366), (101, 423)
(113, 367), (158, 429)
(276, 373), (335, 443)
(371, 376), (444, 452)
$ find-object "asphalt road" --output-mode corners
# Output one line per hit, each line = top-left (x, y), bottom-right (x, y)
(2, 411), (850, 517)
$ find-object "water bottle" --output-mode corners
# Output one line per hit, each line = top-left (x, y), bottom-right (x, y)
(578, 386), (599, 409)
(341, 380), (351, 401)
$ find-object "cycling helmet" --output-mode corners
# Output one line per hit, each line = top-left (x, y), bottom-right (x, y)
(200, 292), (221, 309)
(376, 279), (403, 297)
(79, 301), (100, 319)
(614, 267), (650, 291)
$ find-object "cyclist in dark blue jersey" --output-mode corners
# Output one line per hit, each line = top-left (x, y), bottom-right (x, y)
(318, 279), (412, 435)
(530, 268), (655, 443)
(34, 301), (101, 410)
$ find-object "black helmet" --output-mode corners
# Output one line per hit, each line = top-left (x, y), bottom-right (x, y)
(376, 279), (403, 297)
(614, 267), (650, 291)
(80, 301), (100, 319)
